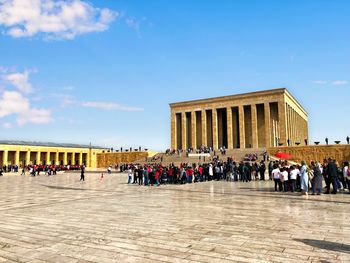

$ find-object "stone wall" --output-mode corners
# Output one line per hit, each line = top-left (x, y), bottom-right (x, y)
(267, 145), (350, 164)
(96, 152), (150, 168)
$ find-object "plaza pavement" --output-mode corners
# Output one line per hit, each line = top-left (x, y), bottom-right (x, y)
(0, 172), (349, 263)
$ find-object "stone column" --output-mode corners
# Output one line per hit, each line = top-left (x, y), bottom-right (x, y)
(212, 109), (218, 149)
(46, 152), (50, 165)
(264, 102), (271, 148)
(15, 150), (20, 166)
(37, 151), (41, 165)
(226, 107), (233, 149)
(55, 152), (59, 165)
(278, 100), (287, 146)
(79, 152), (83, 166)
(239, 105), (245, 149)
(201, 110), (207, 147)
(181, 112), (187, 150)
(72, 153), (76, 165)
(63, 152), (68, 165)
(251, 104), (258, 148)
(26, 151), (31, 166)
(170, 111), (176, 150)
(191, 111), (197, 148)
(3, 150), (8, 166)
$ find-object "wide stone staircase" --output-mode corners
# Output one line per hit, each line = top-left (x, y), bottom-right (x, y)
(132, 148), (267, 165)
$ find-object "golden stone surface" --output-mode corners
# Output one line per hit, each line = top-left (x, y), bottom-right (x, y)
(170, 88), (309, 150)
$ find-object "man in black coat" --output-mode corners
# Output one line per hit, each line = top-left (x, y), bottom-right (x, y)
(325, 158), (337, 194)
(80, 165), (85, 181)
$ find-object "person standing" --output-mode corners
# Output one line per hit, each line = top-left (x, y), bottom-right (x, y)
(343, 161), (349, 191)
(325, 137), (329, 145)
(80, 165), (85, 181)
(346, 136), (350, 144)
(325, 158), (338, 194)
(281, 167), (289, 192)
(259, 161), (266, 181)
(311, 161), (323, 195)
(300, 161), (309, 195)
(272, 164), (281, 191)
(289, 166), (298, 192)
(127, 168), (133, 184)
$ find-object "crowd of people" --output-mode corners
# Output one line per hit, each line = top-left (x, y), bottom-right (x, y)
(271, 158), (349, 195)
(0, 164), (84, 176)
(123, 157), (350, 195)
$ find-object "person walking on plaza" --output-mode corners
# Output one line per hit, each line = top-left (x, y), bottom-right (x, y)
(80, 165), (85, 181)
(300, 160), (309, 195)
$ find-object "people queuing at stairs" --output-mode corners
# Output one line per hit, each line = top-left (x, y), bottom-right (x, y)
(124, 157), (350, 194)
(124, 158), (269, 186)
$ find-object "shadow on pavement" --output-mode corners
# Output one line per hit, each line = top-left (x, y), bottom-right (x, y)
(295, 239), (350, 254)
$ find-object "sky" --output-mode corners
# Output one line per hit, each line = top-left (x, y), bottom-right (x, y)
(0, 0), (349, 151)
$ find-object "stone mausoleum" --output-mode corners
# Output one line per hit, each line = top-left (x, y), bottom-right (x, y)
(170, 88), (309, 150)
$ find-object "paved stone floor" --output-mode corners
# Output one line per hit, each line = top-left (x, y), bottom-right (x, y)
(0, 173), (349, 263)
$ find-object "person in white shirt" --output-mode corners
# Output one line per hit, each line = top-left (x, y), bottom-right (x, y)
(272, 164), (282, 192)
(127, 168), (133, 184)
(281, 167), (289, 192)
(289, 166), (299, 192)
(343, 161), (349, 191)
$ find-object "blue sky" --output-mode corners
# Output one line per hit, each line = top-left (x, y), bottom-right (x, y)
(0, 0), (349, 150)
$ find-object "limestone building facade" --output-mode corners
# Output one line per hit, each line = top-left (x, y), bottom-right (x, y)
(170, 88), (308, 150)
(0, 141), (106, 168)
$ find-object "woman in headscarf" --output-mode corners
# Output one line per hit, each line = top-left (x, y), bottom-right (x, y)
(300, 160), (309, 195)
(311, 161), (323, 195)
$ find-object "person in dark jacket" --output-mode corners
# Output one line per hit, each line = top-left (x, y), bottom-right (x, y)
(80, 165), (85, 181)
(325, 158), (337, 194)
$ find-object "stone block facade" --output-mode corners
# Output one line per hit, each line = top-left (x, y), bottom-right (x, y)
(96, 152), (150, 168)
(170, 88), (308, 150)
(268, 145), (350, 165)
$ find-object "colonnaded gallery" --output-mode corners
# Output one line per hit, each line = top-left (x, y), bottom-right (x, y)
(170, 88), (309, 150)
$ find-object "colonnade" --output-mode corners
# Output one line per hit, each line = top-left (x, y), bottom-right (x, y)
(171, 101), (308, 150)
(171, 102), (287, 149)
(0, 149), (89, 166)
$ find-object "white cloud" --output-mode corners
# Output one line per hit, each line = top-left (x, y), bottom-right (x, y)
(82, 101), (144, 112)
(312, 80), (327, 84)
(3, 69), (33, 93)
(0, 90), (53, 125)
(332, 80), (348, 85)
(0, 0), (118, 40)
(2, 122), (12, 129)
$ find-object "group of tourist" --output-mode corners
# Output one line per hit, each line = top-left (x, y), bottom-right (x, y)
(125, 158), (270, 186)
(271, 158), (350, 195)
(124, 157), (350, 195)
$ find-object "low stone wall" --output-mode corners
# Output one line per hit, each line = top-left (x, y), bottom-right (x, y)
(96, 151), (150, 168)
(267, 145), (350, 164)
